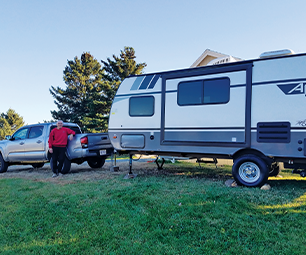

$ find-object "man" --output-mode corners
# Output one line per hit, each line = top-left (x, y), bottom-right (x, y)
(48, 120), (75, 177)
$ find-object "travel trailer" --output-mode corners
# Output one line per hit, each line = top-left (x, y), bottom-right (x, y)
(108, 49), (306, 187)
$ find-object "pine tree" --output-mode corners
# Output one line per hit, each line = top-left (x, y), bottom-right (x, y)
(0, 108), (25, 140)
(50, 47), (146, 133)
(101, 46), (147, 82)
(100, 46), (147, 112)
(50, 52), (111, 132)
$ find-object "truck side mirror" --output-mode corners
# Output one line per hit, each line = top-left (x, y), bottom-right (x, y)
(5, 135), (11, 140)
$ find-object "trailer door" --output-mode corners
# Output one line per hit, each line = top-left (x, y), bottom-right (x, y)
(160, 63), (252, 147)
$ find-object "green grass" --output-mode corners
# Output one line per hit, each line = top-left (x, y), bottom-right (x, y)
(0, 162), (305, 254)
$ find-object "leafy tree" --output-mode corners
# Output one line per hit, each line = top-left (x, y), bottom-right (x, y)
(50, 47), (146, 132)
(0, 108), (25, 140)
(0, 119), (11, 140)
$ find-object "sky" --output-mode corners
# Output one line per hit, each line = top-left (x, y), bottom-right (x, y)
(1, 0), (306, 124)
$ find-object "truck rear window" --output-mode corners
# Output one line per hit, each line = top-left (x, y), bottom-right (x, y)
(50, 125), (82, 134)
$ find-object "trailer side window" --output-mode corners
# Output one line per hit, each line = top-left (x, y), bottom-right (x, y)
(178, 77), (230, 106)
(129, 96), (155, 116)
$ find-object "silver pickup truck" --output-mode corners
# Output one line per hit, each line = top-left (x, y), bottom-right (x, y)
(0, 122), (113, 173)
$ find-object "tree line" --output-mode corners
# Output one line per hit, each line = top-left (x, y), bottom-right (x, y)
(0, 46), (146, 139)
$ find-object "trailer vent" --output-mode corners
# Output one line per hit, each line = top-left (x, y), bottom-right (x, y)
(259, 49), (294, 59)
(257, 122), (290, 143)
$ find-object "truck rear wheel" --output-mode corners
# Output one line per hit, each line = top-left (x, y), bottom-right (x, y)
(31, 163), (45, 169)
(87, 157), (105, 168)
(0, 154), (8, 173)
(232, 154), (269, 187)
(50, 157), (71, 174)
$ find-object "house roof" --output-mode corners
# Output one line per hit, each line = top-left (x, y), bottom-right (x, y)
(190, 49), (243, 67)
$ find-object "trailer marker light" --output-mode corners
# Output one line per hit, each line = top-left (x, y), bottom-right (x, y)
(113, 135), (117, 139)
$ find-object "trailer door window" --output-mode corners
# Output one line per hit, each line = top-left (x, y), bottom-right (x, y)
(178, 80), (202, 106)
(178, 77), (230, 105)
(203, 78), (230, 104)
(129, 96), (155, 116)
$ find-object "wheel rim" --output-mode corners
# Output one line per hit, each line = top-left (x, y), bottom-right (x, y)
(238, 162), (260, 183)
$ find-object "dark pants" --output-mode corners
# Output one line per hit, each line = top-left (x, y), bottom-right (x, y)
(51, 146), (66, 174)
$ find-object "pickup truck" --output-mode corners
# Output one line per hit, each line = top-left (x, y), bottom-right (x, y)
(0, 122), (113, 173)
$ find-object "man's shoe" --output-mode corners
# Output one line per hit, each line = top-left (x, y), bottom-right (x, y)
(58, 173), (63, 177)
(52, 173), (58, 178)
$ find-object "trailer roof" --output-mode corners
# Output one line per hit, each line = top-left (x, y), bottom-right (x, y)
(129, 52), (306, 78)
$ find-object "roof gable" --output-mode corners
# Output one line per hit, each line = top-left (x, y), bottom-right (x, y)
(191, 49), (242, 67)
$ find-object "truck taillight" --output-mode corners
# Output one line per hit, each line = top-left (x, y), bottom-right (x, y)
(80, 136), (88, 148)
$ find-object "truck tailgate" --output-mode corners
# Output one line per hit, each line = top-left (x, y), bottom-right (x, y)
(67, 133), (113, 160)
(87, 133), (113, 150)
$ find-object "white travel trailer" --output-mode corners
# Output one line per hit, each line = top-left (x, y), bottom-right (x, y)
(108, 49), (306, 187)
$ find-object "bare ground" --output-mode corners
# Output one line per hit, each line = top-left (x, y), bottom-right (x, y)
(0, 160), (162, 184)
(0, 157), (235, 185)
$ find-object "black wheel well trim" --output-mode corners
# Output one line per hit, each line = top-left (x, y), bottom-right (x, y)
(47, 151), (52, 161)
(0, 150), (7, 162)
(232, 149), (274, 166)
(87, 156), (107, 160)
(65, 151), (72, 160)
(48, 151), (71, 161)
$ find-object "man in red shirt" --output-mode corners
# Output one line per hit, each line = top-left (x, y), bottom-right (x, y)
(48, 120), (75, 177)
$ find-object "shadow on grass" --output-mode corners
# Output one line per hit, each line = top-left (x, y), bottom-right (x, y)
(6, 166), (42, 173)
(138, 162), (233, 180)
(137, 162), (306, 187)
(268, 179), (306, 189)
(68, 168), (106, 174)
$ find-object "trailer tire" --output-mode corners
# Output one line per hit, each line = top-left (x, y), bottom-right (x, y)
(0, 154), (8, 173)
(31, 163), (45, 169)
(50, 157), (71, 174)
(87, 157), (105, 168)
(232, 154), (269, 187)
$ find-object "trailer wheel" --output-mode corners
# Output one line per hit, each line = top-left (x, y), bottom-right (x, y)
(87, 157), (105, 168)
(232, 154), (269, 187)
(50, 156), (71, 174)
(0, 154), (8, 173)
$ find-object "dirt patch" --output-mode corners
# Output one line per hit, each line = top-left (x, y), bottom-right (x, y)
(0, 158), (227, 184)
(0, 160), (159, 184)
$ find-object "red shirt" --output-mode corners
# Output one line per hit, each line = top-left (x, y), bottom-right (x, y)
(48, 127), (75, 148)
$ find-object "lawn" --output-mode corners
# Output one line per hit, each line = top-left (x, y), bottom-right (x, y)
(0, 161), (305, 254)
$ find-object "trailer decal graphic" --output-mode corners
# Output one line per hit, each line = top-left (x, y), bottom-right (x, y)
(277, 82), (306, 95)
(296, 120), (306, 126)
(130, 75), (160, 90)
